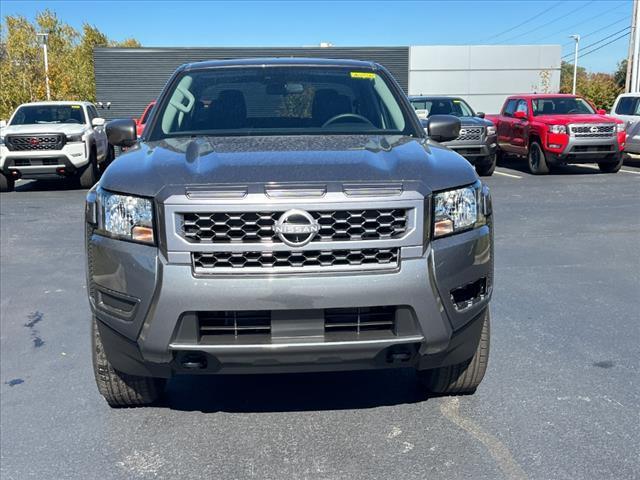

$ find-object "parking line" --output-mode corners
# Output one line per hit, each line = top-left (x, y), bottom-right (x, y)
(580, 164), (640, 175)
(494, 170), (523, 179)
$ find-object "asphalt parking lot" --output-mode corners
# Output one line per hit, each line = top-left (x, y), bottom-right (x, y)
(1, 159), (639, 480)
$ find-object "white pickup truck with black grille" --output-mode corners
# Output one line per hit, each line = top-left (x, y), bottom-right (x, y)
(0, 101), (114, 191)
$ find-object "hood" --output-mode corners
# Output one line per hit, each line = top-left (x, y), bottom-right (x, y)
(100, 135), (477, 199)
(419, 116), (494, 128)
(2, 123), (88, 136)
(459, 116), (495, 127)
(533, 114), (621, 125)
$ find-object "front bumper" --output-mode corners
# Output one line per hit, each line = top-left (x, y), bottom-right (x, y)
(444, 135), (497, 164)
(0, 143), (88, 179)
(546, 131), (623, 163)
(624, 133), (640, 154)
(87, 224), (493, 377)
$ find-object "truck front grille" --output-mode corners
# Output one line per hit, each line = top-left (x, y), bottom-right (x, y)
(180, 209), (408, 244)
(570, 124), (615, 138)
(5, 134), (65, 151)
(192, 248), (399, 273)
(456, 127), (483, 142)
(325, 307), (395, 334)
(199, 311), (271, 337)
(196, 307), (395, 339)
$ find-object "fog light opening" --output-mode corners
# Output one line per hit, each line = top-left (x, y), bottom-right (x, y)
(450, 277), (488, 311)
(179, 353), (207, 370)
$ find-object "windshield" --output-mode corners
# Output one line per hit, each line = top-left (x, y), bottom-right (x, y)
(532, 97), (595, 116)
(148, 66), (411, 138)
(615, 96), (640, 116)
(410, 98), (475, 117)
(10, 105), (86, 125)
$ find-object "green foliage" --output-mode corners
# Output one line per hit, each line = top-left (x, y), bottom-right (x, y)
(614, 59), (627, 89)
(559, 60), (623, 111)
(0, 10), (140, 119)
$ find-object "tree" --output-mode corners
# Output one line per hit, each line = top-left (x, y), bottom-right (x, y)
(559, 61), (586, 93)
(0, 10), (140, 118)
(559, 60), (623, 111)
(614, 59), (627, 89)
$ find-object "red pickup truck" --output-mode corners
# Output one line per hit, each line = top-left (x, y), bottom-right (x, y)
(486, 94), (626, 174)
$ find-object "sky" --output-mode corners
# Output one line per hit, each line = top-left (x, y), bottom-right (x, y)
(0, 0), (632, 73)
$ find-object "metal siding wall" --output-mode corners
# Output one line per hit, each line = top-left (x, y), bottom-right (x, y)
(408, 45), (562, 114)
(93, 47), (409, 120)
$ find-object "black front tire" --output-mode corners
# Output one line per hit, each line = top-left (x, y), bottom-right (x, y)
(598, 155), (623, 173)
(92, 317), (165, 407)
(528, 141), (550, 175)
(0, 173), (15, 192)
(79, 151), (98, 188)
(418, 309), (490, 395)
(99, 145), (115, 173)
(475, 154), (496, 177)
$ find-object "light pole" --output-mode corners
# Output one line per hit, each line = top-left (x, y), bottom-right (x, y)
(36, 32), (51, 101)
(569, 34), (580, 95)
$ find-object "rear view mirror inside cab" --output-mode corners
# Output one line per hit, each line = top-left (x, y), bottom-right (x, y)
(266, 82), (305, 95)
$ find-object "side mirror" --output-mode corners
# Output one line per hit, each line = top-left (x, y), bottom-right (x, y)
(91, 117), (106, 127)
(476, 112), (485, 118)
(426, 115), (461, 143)
(0, 120), (6, 128)
(106, 118), (137, 147)
(597, 109), (606, 115)
(513, 111), (527, 120)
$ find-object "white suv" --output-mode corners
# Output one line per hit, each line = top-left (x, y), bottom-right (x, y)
(0, 101), (113, 192)
(610, 93), (640, 155)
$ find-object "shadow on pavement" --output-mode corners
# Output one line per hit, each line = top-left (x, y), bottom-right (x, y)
(623, 156), (640, 168)
(497, 156), (605, 176)
(161, 368), (431, 413)
(14, 178), (86, 192)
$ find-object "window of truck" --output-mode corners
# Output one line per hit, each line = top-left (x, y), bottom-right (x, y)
(531, 97), (595, 116)
(10, 105), (87, 125)
(615, 96), (640, 116)
(150, 66), (415, 139)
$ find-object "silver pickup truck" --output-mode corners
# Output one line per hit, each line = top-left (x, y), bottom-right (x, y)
(85, 58), (494, 407)
(409, 96), (498, 176)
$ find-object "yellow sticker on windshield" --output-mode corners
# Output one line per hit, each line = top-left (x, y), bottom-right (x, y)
(350, 72), (375, 79)
(71, 105), (81, 109)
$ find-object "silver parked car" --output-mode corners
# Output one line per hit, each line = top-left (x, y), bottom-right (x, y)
(610, 93), (640, 154)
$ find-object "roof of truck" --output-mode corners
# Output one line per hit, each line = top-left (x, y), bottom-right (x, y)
(16, 101), (94, 107)
(182, 57), (379, 71)
(505, 94), (581, 100)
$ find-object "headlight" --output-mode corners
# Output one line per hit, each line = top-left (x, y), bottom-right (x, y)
(66, 133), (84, 142)
(486, 125), (496, 136)
(433, 184), (488, 238)
(616, 123), (626, 133)
(98, 189), (155, 244)
(548, 125), (566, 134)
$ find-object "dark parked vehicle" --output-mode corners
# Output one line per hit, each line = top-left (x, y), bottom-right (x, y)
(86, 58), (493, 407)
(409, 96), (498, 176)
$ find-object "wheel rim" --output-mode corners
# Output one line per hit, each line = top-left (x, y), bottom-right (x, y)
(530, 146), (539, 170)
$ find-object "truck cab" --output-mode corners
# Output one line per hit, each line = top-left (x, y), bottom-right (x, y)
(486, 94), (626, 174)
